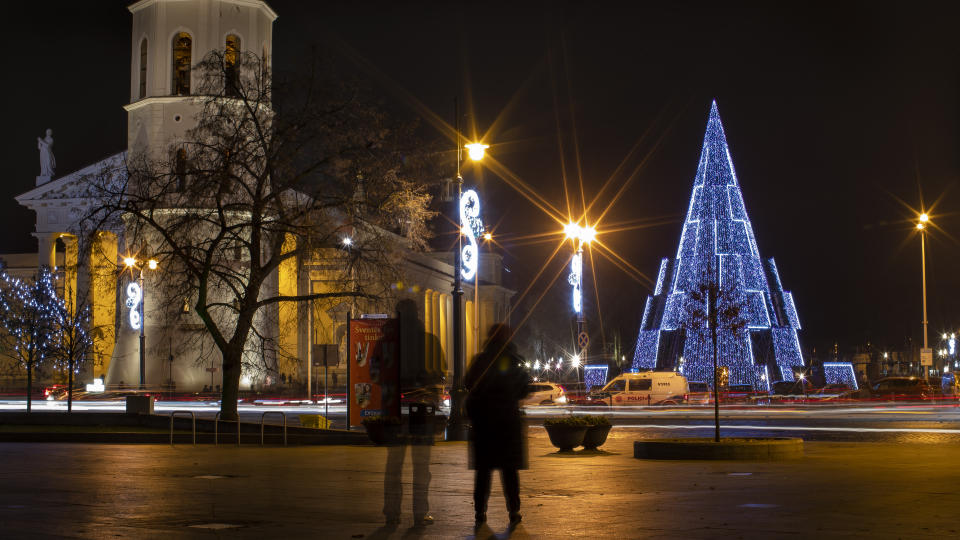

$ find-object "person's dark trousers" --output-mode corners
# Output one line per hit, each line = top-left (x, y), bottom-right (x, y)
(474, 467), (520, 515)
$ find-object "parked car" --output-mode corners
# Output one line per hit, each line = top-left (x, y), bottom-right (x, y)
(582, 371), (688, 406)
(521, 382), (567, 406)
(810, 384), (859, 401)
(685, 381), (711, 404)
(722, 384), (758, 403)
(400, 385), (450, 408)
(871, 377), (933, 401)
(44, 385), (68, 400)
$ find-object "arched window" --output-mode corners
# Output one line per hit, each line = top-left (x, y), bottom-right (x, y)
(172, 32), (192, 96)
(139, 38), (148, 99)
(224, 34), (241, 97)
(174, 148), (187, 191)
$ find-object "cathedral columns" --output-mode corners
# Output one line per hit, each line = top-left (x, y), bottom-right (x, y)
(89, 232), (118, 379)
(33, 232), (58, 269)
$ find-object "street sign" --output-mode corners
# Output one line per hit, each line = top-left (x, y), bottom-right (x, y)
(577, 331), (589, 349)
(920, 348), (934, 366)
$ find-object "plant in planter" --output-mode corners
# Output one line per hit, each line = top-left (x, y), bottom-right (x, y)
(361, 415), (402, 445)
(581, 415), (612, 450)
(543, 416), (589, 451)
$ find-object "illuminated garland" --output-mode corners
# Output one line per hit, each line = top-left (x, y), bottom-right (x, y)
(632, 101), (805, 389)
(583, 364), (608, 392)
(823, 362), (858, 390)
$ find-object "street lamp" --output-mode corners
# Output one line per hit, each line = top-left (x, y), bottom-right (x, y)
(916, 213), (931, 376)
(124, 256), (158, 389)
(565, 222), (595, 385)
(448, 100), (488, 440)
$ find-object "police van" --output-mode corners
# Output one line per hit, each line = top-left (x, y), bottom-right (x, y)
(596, 371), (689, 406)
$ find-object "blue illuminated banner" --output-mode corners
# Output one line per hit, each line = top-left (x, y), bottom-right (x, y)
(459, 189), (483, 281)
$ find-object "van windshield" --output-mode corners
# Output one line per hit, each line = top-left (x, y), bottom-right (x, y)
(603, 379), (626, 392)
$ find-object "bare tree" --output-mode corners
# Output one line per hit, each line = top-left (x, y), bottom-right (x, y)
(683, 276), (747, 442)
(0, 267), (59, 412)
(48, 295), (94, 413)
(86, 50), (439, 420)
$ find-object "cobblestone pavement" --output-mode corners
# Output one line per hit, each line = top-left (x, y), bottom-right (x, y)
(2, 428), (959, 539)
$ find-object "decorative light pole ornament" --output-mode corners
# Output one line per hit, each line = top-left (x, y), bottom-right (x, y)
(126, 282), (143, 330)
(569, 252), (582, 313)
(459, 189), (484, 281)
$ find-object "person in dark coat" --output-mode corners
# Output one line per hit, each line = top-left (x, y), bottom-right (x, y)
(465, 323), (531, 529)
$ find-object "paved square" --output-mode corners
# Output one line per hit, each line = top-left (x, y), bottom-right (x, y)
(1, 429), (958, 538)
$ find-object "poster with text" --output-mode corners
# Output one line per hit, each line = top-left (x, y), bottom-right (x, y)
(349, 317), (400, 426)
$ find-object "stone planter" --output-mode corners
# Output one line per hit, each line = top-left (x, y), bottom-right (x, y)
(545, 424), (588, 451)
(364, 423), (401, 445)
(582, 424), (612, 450)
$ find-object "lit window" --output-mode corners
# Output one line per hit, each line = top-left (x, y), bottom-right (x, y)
(139, 38), (148, 99)
(224, 34), (241, 97)
(172, 32), (192, 96)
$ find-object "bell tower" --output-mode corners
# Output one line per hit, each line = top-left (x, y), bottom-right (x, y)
(124, 0), (276, 157)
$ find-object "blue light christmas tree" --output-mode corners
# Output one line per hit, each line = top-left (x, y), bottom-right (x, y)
(632, 101), (804, 390)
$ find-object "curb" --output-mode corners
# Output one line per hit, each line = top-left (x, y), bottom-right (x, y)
(634, 437), (803, 460)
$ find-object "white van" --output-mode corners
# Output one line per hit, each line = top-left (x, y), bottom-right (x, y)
(597, 372), (688, 406)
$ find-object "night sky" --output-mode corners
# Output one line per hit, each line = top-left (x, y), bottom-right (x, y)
(5, 1), (959, 359)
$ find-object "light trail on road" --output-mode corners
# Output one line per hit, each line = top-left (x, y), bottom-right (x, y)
(530, 424), (960, 435)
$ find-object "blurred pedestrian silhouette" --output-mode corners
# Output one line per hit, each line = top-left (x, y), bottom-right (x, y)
(382, 406), (434, 527)
(382, 303), (441, 529)
(465, 323), (531, 530)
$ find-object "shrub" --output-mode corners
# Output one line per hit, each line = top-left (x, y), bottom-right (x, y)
(543, 416), (589, 427)
(582, 415), (611, 426)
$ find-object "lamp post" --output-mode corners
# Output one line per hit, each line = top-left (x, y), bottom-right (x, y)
(475, 232), (493, 360)
(124, 257), (157, 389)
(448, 108), (487, 441)
(916, 213), (930, 377)
(565, 222), (595, 388)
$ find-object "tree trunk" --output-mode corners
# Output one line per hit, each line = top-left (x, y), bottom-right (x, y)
(26, 364), (32, 413)
(68, 357), (74, 413)
(219, 346), (243, 421)
(711, 285), (719, 443)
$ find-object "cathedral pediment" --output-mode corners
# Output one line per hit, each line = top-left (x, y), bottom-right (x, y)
(16, 152), (127, 207)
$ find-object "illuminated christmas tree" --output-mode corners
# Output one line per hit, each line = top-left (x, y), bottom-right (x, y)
(632, 101), (804, 390)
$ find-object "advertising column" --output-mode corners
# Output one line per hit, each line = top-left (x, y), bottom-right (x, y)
(348, 317), (400, 427)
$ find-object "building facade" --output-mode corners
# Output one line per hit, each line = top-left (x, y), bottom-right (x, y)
(13, 0), (512, 393)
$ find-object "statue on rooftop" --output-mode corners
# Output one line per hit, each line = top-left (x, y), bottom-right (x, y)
(37, 128), (56, 177)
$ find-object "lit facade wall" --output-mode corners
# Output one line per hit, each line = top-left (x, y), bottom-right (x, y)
(632, 102), (804, 389)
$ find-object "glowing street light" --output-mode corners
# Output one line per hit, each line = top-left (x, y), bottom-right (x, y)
(565, 220), (596, 388)
(916, 212), (931, 375)
(448, 112), (491, 441)
(465, 142), (488, 162)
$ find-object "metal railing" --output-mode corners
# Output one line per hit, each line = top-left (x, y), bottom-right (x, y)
(260, 411), (287, 446)
(214, 411), (240, 447)
(169, 410), (196, 446)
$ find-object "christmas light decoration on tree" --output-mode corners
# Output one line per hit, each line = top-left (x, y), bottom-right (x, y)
(632, 101), (804, 390)
(583, 364), (608, 392)
(0, 267), (62, 411)
(823, 362), (858, 390)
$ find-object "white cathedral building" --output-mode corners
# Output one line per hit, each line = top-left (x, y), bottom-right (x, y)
(10, 0), (513, 393)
